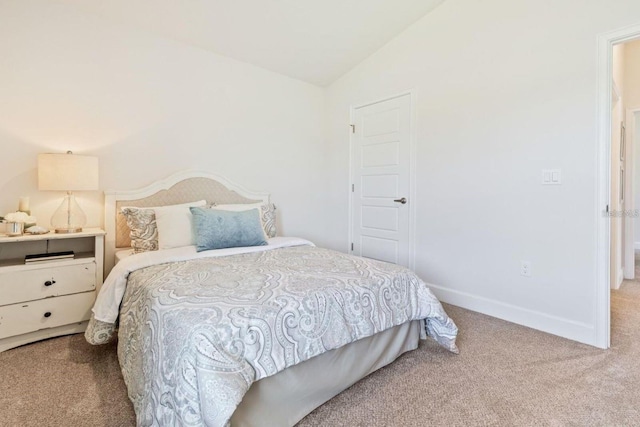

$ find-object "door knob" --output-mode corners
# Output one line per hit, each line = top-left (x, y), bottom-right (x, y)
(394, 197), (407, 204)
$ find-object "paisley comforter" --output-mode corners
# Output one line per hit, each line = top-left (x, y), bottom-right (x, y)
(86, 239), (458, 426)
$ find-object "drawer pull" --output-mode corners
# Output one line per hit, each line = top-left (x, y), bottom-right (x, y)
(44, 312), (52, 318)
(44, 280), (56, 287)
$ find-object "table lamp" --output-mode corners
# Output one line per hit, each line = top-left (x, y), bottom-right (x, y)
(38, 151), (99, 233)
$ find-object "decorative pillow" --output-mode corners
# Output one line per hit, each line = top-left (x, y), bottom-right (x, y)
(212, 203), (277, 238)
(190, 207), (268, 252)
(121, 200), (206, 254)
(154, 200), (206, 250)
(260, 204), (277, 238)
(120, 207), (158, 254)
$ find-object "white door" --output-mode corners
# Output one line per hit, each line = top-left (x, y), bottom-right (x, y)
(351, 94), (411, 266)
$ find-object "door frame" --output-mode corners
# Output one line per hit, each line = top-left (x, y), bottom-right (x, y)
(596, 24), (640, 349)
(348, 91), (417, 269)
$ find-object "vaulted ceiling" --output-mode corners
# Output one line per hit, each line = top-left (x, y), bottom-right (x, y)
(58, 0), (445, 86)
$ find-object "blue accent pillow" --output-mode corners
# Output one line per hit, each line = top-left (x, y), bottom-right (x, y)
(190, 207), (268, 252)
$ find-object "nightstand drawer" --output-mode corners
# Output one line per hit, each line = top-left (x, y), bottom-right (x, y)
(0, 291), (95, 339)
(0, 261), (96, 306)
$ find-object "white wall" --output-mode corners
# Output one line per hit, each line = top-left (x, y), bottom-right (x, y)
(0, 0), (328, 246)
(625, 40), (640, 110)
(614, 44), (626, 96)
(324, 0), (640, 346)
(5, 0), (640, 348)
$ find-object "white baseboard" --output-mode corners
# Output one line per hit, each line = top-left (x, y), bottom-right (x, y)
(611, 268), (624, 290)
(429, 284), (598, 347)
(619, 268), (624, 286)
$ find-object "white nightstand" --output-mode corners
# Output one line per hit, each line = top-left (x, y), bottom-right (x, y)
(0, 228), (105, 352)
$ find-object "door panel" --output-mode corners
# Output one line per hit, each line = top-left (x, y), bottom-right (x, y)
(361, 206), (399, 232)
(351, 94), (411, 266)
(361, 174), (398, 198)
(361, 236), (399, 264)
(361, 140), (400, 167)
(362, 109), (400, 136)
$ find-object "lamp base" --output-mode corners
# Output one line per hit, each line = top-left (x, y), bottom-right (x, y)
(50, 193), (87, 234)
(54, 227), (83, 234)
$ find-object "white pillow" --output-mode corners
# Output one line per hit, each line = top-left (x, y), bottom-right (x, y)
(211, 203), (268, 240)
(154, 200), (206, 250)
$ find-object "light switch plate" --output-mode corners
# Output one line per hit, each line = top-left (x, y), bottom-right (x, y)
(542, 169), (561, 185)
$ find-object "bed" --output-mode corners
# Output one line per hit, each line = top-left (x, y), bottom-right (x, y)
(86, 170), (458, 427)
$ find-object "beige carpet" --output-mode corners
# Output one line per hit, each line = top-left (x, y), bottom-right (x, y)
(1, 284), (639, 427)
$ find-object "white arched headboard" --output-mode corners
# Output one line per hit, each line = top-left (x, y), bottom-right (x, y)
(103, 170), (270, 276)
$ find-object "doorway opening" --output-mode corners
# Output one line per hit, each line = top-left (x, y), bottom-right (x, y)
(597, 24), (640, 349)
(610, 40), (640, 291)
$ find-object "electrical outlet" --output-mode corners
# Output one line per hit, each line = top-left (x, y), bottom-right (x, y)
(521, 261), (532, 277)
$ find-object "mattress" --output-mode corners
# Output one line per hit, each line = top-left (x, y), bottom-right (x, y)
(114, 248), (133, 265)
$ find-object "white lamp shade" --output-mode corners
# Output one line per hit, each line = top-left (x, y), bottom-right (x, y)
(38, 153), (99, 191)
